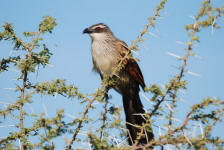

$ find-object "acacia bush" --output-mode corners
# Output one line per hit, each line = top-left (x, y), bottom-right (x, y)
(0, 0), (224, 149)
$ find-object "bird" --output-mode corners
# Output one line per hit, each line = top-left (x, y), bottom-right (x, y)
(83, 23), (154, 145)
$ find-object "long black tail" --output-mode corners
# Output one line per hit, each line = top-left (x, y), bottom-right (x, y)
(122, 89), (154, 145)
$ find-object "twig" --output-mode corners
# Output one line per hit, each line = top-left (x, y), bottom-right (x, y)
(100, 94), (109, 140)
(67, 84), (108, 150)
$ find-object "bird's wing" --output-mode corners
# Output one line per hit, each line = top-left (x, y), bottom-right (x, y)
(116, 40), (146, 89)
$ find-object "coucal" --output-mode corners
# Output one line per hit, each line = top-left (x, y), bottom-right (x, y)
(83, 23), (153, 145)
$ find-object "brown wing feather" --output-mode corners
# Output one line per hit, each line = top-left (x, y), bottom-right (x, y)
(116, 39), (146, 89)
(126, 60), (146, 89)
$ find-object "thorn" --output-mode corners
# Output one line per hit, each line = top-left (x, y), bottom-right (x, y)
(142, 44), (150, 51)
(171, 118), (183, 124)
(133, 113), (147, 121)
(109, 135), (120, 147)
(28, 103), (35, 114)
(158, 126), (162, 136)
(54, 92), (58, 99)
(101, 130), (104, 140)
(187, 71), (201, 77)
(148, 31), (159, 38)
(126, 121), (140, 128)
(211, 18), (216, 35)
(9, 49), (18, 57)
(143, 108), (148, 113)
(140, 92), (153, 104)
(92, 101), (99, 105)
(166, 144), (171, 150)
(0, 125), (15, 128)
(183, 130), (193, 146)
(159, 83), (166, 90)
(166, 51), (183, 59)
(131, 50), (139, 56)
(163, 11), (169, 17)
(77, 132), (88, 137)
(199, 123), (204, 138)
(194, 54), (202, 59)
(119, 137), (129, 145)
(144, 127), (149, 142)
(114, 137), (121, 147)
(19, 139), (22, 150)
(179, 89), (186, 94)
(3, 88), (16, 91)
(179, 97), (187, 104)
(42, 102), (48, 117)
(176, 41), (187, 46)
(88, 142), (92, 150)
(189, 15), (196, 20)
(9, 50), (14, 56)
(35, 65), (38, 71)
(46, 63), (54, 67)
(120, 127), (133, 144)
(11, 78), (19, 81)
(8, 69), (20, 73)
(65, 113), (76, 119)
(192, 123), (197, 138)
(0, 101), (11, 105)
(164, 101), (174, 112)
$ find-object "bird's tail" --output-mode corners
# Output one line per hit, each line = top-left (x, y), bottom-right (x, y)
(122, 89), (154, 145)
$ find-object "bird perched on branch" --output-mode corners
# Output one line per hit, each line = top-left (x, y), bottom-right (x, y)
(83, 23), (153, 145)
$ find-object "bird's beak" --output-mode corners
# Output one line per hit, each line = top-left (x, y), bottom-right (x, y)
(83, 28), (93, 34)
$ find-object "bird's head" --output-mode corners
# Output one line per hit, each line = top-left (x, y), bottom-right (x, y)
(83, 23), (114, 41)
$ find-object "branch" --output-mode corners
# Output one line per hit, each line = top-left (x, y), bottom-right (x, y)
(67, 83), (110, 150)
(100, 94), (109, 140)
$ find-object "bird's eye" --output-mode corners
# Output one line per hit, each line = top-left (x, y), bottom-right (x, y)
(95, 27), (102, 32)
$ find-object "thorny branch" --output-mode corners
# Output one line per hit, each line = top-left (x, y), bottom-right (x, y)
(0, 16), (57, 149)
(1, 1), (224, 149)
(100, 94), (109, 140)
(19, 31), (42, 150)
(107, 0), (168, 145)
(135, 0), (224, 149)
(19, 61), (27, 150)
(133, 99), (224, 149)
(111, 0), (168, 77)
(67, 83), (110, 150)
(149, 0), (224, 120)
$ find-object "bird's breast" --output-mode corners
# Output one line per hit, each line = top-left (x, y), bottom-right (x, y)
(91, 41), (118, 76)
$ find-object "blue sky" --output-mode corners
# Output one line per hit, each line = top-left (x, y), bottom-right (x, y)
(0, 0), (224, 149)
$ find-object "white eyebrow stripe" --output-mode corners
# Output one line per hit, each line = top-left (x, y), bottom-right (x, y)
(92, 24), (106, 29)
